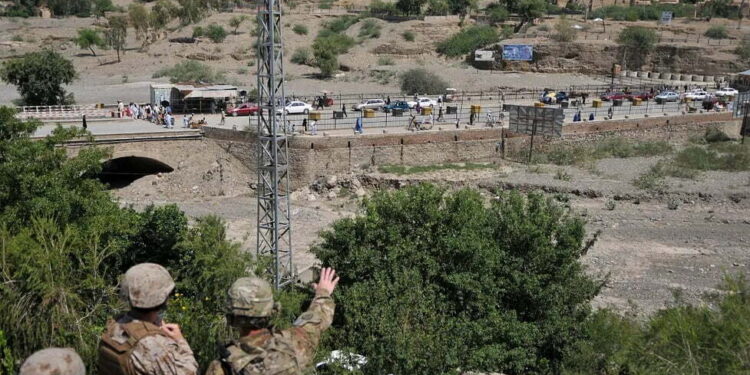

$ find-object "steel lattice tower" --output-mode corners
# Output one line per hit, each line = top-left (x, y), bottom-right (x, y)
(255, 0), (293, 289)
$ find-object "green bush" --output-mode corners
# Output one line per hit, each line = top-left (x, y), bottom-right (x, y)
(592, 4), (696, 21)
(437, 25), (499, 57)
(705, 25), (729, 39)
(358, 18), (382, 39)
(400, 68), (449, 95)
(292, 24), (308, 35)
(377, 56), (395, 65)
(206, 23), (228, 43)
(402, 30), (416, 41)
(291, 47), (315, 66)
(153, 60), (226, 84)
(192, 26), (204, 38)
(564, 275), (750, 374)
(426, 0), (450, 15)
(323, 15), (360, 34)
(705, 126), (732, 143)
(314, 185), (601, 374)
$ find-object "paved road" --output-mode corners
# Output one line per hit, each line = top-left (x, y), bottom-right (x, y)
(32, 118), (201, 139)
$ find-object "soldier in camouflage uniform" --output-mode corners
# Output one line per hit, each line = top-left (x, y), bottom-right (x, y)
(98, 263), (198, 375)
(206, 267), (340, 375)
(20, 348), (86, 375)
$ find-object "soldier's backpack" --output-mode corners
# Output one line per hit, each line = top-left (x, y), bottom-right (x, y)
(208, 331), (302, 375)
(98, 319), (170, 375)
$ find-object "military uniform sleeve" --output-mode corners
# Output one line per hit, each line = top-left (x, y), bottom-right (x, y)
(282, 289), (335, 368)
(130, 335), (199, 375)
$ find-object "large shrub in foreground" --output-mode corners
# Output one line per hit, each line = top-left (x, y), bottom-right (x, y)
(314, 185), (602, 374)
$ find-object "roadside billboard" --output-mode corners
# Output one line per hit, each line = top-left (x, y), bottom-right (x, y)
(502, 45), (533, 61)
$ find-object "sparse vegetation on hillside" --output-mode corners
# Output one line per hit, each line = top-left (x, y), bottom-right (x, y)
(437, 25), (499, 57)
(735, 34), (750, 60)
(358, 19), (382, 39)
(104, 15), (127, 63)
(153, 60), (226, 84)
(533, 137), (674, 167)
(705, 25), (729, 39)
(311, 16), (359, 77)
(592, 3), (696, 21)
(291, 47), (315, 66)
(552, 16), (577, 42)
(0, 50), (76, 106)
(402, 30), (416, 41)
(229, 15), (248, 34)
(206, 24), (228, 43)
(400, 68), (449, 94)
(292, 24), (308, 35)
(369, 0), (402, 15)
(485, 2), (510, 24)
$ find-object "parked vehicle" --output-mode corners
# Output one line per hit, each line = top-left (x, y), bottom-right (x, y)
(655, 91), (680, 103)
(539, 91), (556, 104)
(685, 90), (709, 101)
(554, 91), (569, 103)
(600, 92), (628, 101)
(383, 100), (411, 112)
(626, 92), (653, 101)
(227, 103), (259, 116)
(715, 87), (739, 97)
(414, 97), (438, 108)
(353, 99), (386, 111)
(444, 88), (458, 102)
(276, 100), (313, 115)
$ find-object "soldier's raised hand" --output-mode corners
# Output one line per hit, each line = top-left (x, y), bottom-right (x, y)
(313, 267), (339, 296)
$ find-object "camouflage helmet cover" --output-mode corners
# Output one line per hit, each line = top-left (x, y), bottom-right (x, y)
(227, 277), (275, 318)
(20, 348), (86, 375)
(122, 263), (175, 309)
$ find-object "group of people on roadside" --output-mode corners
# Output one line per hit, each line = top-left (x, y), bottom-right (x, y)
(18, 263), (339, 375)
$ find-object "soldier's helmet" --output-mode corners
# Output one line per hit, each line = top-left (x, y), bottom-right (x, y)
(122, 263), (175, 309)
(228, 277), (275, 318)
(20, 348), (86, 375)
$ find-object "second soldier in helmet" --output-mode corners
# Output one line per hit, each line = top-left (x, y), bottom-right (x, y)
(207, 267), (339, 375)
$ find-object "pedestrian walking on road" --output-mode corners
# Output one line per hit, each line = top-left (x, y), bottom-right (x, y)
(219, 112), (225, 126)
(386, 96), (391, 105)
(82, 114), (87, 130)
(437, 106), (444, 122)
(342, 103), (348, 117)
(302, 118), (308, 132)
(469, 111), (475, 125)
(354, 116), (363, 134)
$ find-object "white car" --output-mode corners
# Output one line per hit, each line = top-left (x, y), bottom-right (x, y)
(414, 97), (438, 108)
(353, 99), (385, 111)
(716, 87), (739, 97)
(277, 101), (313, 115)
(685, 90), (709, 101)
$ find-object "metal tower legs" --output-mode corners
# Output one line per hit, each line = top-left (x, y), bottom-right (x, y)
(256, 0), (293, 289)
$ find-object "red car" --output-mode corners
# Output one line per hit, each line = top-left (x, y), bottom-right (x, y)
(600, 92), (628, 101)
(227, 103), (259, 116)
(626, 92), (654, 101)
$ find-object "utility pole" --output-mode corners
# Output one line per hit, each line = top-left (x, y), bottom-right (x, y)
(256, 0), (294, 289)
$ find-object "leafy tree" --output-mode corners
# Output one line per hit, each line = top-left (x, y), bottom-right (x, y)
(396, 0), (427, 15)
(292, 24), (308, 35)
(515, 0), (546, 31)
(427, 0), (450, 15)
(129, 3), (151, 46)
(312, 34), (355, 77)
(485, 3), (510, 24)
(617, 26), (657, 69)
(105, 15), (128, 63)
(313, 48), (338, 78)
(150, 0), (177, 36)
(313, 185), (602, 375)
(0, 50), (76, 106)
(47, 0), (91, 17)
(74, 28), (104, 56)
(400, 68), (448, 94)
(291, 47), (315, 66)
(447, 0), (477, 17)
(229, 15), (248, 34)
(92, 0), (118, 18)
(206, 24), (228, 43)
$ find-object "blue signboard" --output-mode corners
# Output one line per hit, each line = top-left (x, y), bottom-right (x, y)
(502, 44), (533, 61)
